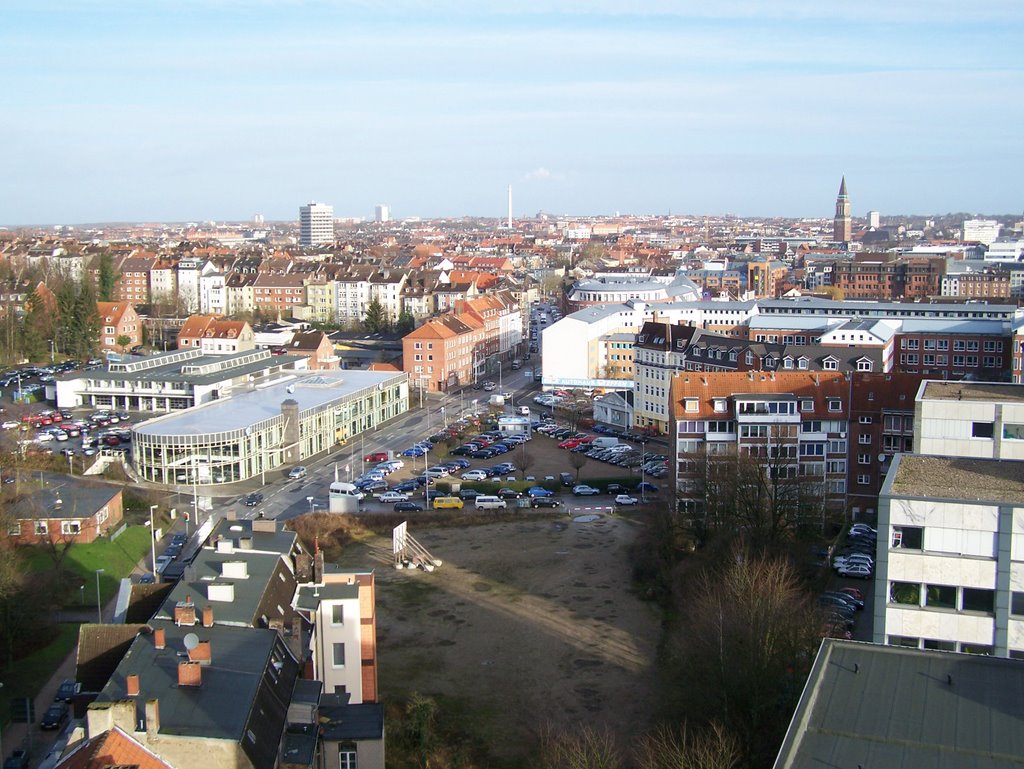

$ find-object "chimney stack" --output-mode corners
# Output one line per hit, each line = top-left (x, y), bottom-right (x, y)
(154, 628), (166, 649)
(313, 550), (325, 584)
(202, 606), (214, 628)
(177, 661), (202, 687)
(145, 699), (160, 736)
(174, 596), (197, 626)
(126, 674), (140, 696)
(188, 640), (212, 665)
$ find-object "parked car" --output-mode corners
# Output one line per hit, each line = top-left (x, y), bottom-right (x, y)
(530, 496), (561, 508)
(56, 678), (81, 702)
(635, 482), (659, 494)
(393, 501), (423, 513)
(3, 749), (29, 769)
(376, 491), (410, 503)
(40, 702), (69, 730)
(559, 472), (575, 487)
(526, 486), (553, 497)
(496, 488), (523, 500)
(458, 488), (483, 501)
(836, 563), (873, 579)
(573, 485), (600, 496)
(824, 590), (864, 610)
(614, 495), (639, 506)
(363, 451), (389, 462)
(461, 469), (489, 481)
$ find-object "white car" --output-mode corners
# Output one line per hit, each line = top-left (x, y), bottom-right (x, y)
(288, 466), (308, 479)
(833, 555), (874, 570)
(573, 484), (600, 496)
(836, 563), (873, 579)
(461, 470), (488, 481)
(376, 491), (410, 503)
(1, 420), (19, 429)
(614, 495), (639, 506)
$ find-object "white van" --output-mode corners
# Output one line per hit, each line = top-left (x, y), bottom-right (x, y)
(329, 481), (365, 501)
(590, 436), (620, 449)
(474, 495), (507, 510)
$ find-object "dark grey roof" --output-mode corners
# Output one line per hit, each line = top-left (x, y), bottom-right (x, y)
(295, 581), (359, 612)
(774, 640), (1024, 769)
(8, 472), (120, 520)
(96, 622), (297, 748)
(318, 697), (385, 742)
(153, 518), (298, 627)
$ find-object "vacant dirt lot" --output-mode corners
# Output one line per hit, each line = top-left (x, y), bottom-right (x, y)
(336, 511), (663, 765)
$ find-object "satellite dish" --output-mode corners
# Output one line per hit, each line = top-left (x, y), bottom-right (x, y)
(878, 454), (887, 463)
(183, 632), (200, 651)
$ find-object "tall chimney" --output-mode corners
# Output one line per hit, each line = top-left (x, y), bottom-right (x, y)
(154, 628), (166, 649)
(202, 605), (214, 628)
(126, 674), (140, 696)
(313, 550), (324, 584)
(145, 699), (160, 736)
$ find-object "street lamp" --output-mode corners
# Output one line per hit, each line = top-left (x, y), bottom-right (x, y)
(94, 568), (105, 623)
(306, 496), (315, 514)
(149, 505), (158, 573)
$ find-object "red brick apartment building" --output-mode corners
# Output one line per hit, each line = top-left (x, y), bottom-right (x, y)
(6, 475), (124, 545)
(97, 302), (142, 352)
(669, 370), (928, 522)
(114, 253), (156, 305)
(253, 273), (307, 314)
(832, 254), (944, 299)
(892, 327), (1011, 381)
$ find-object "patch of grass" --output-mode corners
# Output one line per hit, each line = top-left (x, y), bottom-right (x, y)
(21, 526), (153, 605)
(0, 623), (80, 728)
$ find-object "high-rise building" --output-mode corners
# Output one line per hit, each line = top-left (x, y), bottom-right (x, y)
(833, 176), (852, 243)
(868, 210), (880, 229)
(299, 202), (334, 246)
(963, 218), (1000, 245)
(374, 204), (390, 223)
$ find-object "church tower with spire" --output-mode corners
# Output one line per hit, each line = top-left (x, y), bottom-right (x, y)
(833, 176), (852, 242)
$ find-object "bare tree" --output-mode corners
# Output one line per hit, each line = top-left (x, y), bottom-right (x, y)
(538, 724), (623, 769)
(569, 451), (588, 482)
(635, 722), (741, 769)
(667, 547), (821, 767)
(518, 443), (535, 480)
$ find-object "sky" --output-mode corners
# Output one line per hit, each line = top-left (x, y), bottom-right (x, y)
(2, 0), (1023, 225)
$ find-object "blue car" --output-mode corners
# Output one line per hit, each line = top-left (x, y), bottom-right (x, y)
(394, 480), (419, 493)
(636, 482), (659, 494)
(527, 486), (553, 497)
(402, 446), (425, 457)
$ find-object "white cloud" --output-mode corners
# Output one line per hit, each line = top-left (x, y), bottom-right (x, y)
(522, 167), (566, 183)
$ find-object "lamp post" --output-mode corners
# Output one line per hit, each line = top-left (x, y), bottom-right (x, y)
(148, 505), (158, 573)
(94, 568), (105, 623)
(423, 446), (431, 509)
(306, 496), (315, 514)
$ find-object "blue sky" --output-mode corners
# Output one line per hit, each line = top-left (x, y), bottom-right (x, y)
(2, 0), (1022, 224)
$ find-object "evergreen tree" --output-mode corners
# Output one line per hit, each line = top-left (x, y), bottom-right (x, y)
(70, 279), (100, 359)
(97, 253), (119, 301)
(395, 309), (415, 333)
(22, 286), (53, 361)
(363, 297), (389, 333)
(55, 278), (77, 357)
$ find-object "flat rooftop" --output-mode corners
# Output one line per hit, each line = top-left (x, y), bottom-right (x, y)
(889, 455), (1024, 504)
(774, 639), (1024, 769)
(134, 369), (406, 436)
(922, 381), (1024, 403)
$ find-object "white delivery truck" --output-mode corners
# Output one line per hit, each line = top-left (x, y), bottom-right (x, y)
(590, 436), (620, 449)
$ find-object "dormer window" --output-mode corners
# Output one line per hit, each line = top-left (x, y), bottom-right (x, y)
(797, 357), (809, 370)
(684, 397), (699, 413)
(823, 357), (839, 371)
(783, 357), (794, 369)
(713, 398), (727, 413)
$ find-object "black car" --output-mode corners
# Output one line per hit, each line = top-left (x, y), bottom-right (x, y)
(393, 480), (419, 493)
(531, 497), (561, 508)
(458, 488), (482, 500)
(471, 448), (497, 459)
(40, 702), (69, 730)
(605, 483), (627, 495)
(243, 492), (264, 506)
(559, 472), (575, 487)
(56, 678), (81, 702)
(496, 488), (522, 499)
(393, 501), (423, 513)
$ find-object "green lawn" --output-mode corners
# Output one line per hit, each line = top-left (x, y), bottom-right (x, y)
(20, 526), (153, 606)
(0, 622), (80, 729)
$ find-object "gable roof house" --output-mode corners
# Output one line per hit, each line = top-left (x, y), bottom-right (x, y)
(97, 302), (142, 353)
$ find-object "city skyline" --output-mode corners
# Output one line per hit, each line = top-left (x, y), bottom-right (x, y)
(3, 1), (1023, 225)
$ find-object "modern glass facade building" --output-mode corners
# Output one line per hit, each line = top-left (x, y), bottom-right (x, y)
(132, 370), (408, 485)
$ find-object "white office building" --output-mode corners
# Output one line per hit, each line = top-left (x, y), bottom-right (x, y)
(374, 204), (390, 223)
(963, 219), (1001, 245)
(874, 381), (1024, 658)
(300, 202), (335, 246)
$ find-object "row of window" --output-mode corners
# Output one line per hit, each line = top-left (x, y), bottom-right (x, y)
(900, 339), (1002, 352)
(889, 581), (995, 613)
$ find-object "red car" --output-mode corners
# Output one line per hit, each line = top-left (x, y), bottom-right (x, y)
(558, 439), (582, 449)
(838, 586), (864, 601)
(363, 451), (389, 462)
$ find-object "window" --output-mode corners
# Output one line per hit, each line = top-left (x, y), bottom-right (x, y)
(822, 357), (838, 371)
(858, 415), (873, 424)
(892, 526), (923, 549)
(331, 604), (344, 625)
(684, 398), (699, 413)
(332, 643), (346, 666)
(800, 399), (814, 412)
(826, 460), (846, 474)
(801, 443), (825, 456)
(858, 434), (872, 444)
(858, 453), (870, 464)
(922, 639), (956, 651)
(857, 474), (870, 485)
(827, 439), (847, 454)
(962, 588), (994, 613)
(35, 521), (47, 535)
(959, 643), (993, 656)
(61, 521), (81, 535)
(856, 359), (872, 371)
(926, 584), (956, 609)
(339, 748), (358, 769)
(827, 398), (841, 412)
(889, 581), (920, 605)
(1011, 592), (1024, 616)
(972, 422), (994, 438)
(7, 523), (21, 536)
(888, 636), (920, 648)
